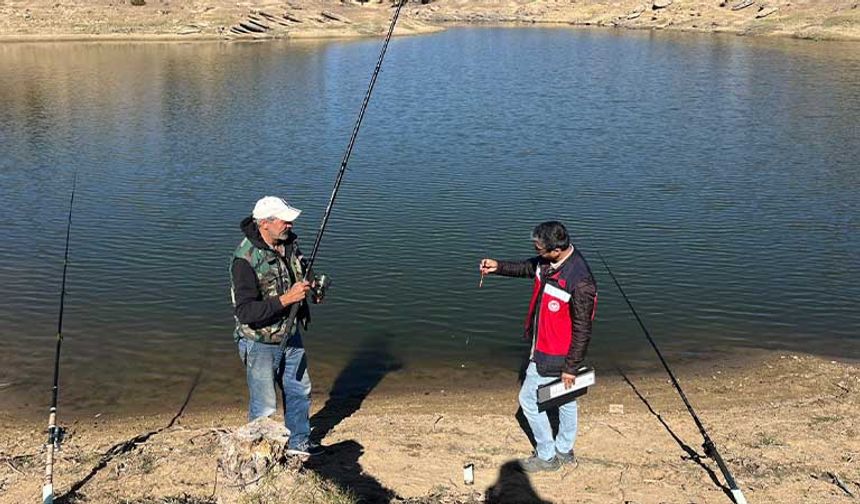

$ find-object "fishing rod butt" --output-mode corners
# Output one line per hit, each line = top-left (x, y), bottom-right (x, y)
(731, 488), (748, 504)
(42, 484), (54, 504)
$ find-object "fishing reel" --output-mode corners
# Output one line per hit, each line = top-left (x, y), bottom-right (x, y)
(310, 274), (331, 304)
(47, 425), (66, 450)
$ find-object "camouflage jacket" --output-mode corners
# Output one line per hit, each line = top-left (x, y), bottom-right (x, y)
(230, 216), (310, 344)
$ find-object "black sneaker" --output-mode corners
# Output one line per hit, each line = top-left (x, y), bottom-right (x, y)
(556, 449), (578, 468)
(519, 454), (561, 473)
(286, 441), (325, 458)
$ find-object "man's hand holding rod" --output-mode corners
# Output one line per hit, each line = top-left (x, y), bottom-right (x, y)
(279, 281), (311, 307)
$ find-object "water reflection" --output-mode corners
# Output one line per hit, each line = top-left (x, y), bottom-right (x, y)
(0, 29), (858, 420)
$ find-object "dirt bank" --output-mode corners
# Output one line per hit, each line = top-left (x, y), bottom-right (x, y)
(1, 0), (859, 43)
(1, 351), (858, 503)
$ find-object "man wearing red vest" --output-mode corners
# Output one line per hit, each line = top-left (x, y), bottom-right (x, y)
(480, 221), (598, 473)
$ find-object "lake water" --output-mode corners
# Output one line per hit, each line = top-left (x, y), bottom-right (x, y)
(1, 28), (858, 420)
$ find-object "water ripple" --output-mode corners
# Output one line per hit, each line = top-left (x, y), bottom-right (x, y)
(1, 30), (859, 417)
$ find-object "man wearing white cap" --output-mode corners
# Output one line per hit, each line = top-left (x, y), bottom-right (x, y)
(230, 196), (323, 457)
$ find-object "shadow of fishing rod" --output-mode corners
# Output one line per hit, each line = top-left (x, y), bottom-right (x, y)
(56, 369), (202, 503)
(617, 367), (732, 499)
(596, 251), (748, 504)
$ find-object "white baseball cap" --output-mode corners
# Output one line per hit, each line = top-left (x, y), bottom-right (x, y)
(252, 196), (302, 222)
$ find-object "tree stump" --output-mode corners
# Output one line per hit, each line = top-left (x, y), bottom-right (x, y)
(217, 417), (290, 490)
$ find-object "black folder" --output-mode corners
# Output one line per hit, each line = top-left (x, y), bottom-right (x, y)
(536, 367), (595, 412)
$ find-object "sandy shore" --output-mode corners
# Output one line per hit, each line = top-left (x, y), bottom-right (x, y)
(1, 351), (858, 503)
(1, 0), (859, 43)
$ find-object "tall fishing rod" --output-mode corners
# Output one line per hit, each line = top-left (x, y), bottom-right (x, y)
(596, 251), (748, 504)
(275, 0), (407, 369)
(43, 172), (77, 504)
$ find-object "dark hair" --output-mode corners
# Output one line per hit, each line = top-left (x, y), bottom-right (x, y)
(531, 221), (570, 251)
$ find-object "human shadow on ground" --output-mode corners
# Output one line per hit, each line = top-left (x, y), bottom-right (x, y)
(485, 460), (554, 504)
(305, 333), (402, 502)
(56, 370), (201, 503)
(306, 439), (396, 503)
(310, 332), (403, 442)
(619, 368), (732, 500)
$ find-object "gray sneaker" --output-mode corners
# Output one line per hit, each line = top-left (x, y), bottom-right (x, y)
(519, 454), (562, 473)
(556, 449), (578, 468)
(286, 440), (325, 458)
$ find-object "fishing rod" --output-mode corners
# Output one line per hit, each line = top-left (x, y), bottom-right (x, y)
(274, 0), (407, 369)
(43, 172), (77, 504)
(596, 251), (748, 504)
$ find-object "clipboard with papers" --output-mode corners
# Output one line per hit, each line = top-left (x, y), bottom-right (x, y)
(536, 367), (595, 412)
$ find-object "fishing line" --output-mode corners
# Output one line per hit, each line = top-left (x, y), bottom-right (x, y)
(274, 0), (408, 370)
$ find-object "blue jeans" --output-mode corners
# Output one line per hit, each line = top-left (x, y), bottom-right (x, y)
(238, 338), (311, 449)
(518, 361), (579, 461)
